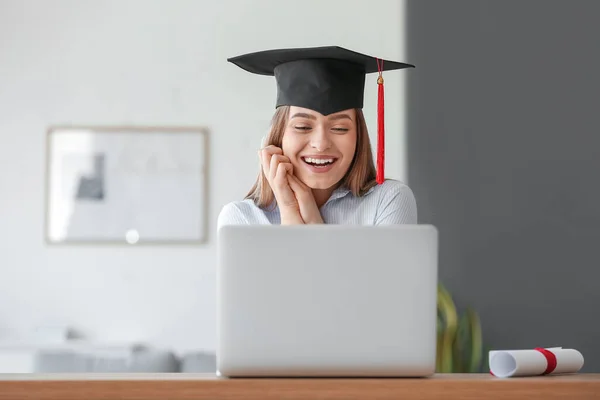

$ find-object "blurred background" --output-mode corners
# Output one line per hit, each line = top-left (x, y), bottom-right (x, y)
(0, 0), (597, 373)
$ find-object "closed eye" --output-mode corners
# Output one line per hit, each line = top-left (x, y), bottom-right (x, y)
(332, 127), (349, 133)
(294, 126), (311, 131)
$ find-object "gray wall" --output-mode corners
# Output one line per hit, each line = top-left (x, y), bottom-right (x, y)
(406, 0), (600, 371)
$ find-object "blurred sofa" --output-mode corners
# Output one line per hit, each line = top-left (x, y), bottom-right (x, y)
(33, 348), (216, 373)
(0, 341), (216, 373)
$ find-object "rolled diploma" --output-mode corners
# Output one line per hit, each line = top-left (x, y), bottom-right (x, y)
(489, 347), (584, 378)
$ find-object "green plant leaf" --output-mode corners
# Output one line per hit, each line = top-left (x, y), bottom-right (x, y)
(436, 283), (458, 372)
(467, 308), (483, 372)
(435, 283), (484, 373)
(455, 312), (470, 372)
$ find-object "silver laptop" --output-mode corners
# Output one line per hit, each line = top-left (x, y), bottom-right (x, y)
(216, 224), (438, 377)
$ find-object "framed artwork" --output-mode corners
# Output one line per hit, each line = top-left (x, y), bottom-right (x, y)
(44, 126), (208, 245)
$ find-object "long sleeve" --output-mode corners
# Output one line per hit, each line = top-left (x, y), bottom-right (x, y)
(217, 200), (276, 230)
(374, 182), (418, 225)
(217, 203), (249, 230)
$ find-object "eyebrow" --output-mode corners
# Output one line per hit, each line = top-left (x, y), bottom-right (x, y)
(328, 113), (353, 121)
(290, 113), (316, 120)
(290, 113), (353, 121)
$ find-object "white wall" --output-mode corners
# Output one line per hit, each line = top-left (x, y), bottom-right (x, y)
(0, 0), (409, 355)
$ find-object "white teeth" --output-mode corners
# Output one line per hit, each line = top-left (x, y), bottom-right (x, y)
(304, 157), (334, 165)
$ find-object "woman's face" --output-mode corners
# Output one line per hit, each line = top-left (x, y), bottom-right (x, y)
(281, 106), (357, 190)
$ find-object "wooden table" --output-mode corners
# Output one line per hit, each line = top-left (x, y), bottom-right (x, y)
(0, 373), (599, 399)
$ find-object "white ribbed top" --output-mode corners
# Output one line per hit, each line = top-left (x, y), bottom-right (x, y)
(217, 179), (417, 228)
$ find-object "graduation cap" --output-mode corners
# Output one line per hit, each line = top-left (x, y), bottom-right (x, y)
(227, 46), (414, 184)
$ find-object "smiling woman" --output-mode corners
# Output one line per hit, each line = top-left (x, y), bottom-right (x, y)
(284, 108), (357, 192)
(218, 46), (418, 226)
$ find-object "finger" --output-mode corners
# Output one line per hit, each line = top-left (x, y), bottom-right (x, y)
(287, 172), (299, 185)
(264, 145), (283, 155)
(260, 148), (278, 178)
(288, 173), (308, 190)
(287, 173), (301, 192)
(261, 146), (284, 178)
(260, 148), (270, 177)
(270, 154), (290, 163)
(283, 162), (293, 177)
(269, 154), (279, 181)
(288, 174), (309, 197)
(270, 154), (292, 181)
(275, 163), (291, 188)
(275, 163), (293, 182)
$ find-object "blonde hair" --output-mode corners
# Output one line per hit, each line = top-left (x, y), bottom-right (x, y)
(245, 105), (377, 209)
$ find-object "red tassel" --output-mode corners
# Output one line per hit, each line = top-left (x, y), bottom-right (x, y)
(376, 58), (385, 184)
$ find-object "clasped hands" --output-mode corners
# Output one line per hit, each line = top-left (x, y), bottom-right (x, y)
(259, 146), (324, 225)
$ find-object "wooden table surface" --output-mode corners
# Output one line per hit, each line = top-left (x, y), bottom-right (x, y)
(0, 373), (599, 400)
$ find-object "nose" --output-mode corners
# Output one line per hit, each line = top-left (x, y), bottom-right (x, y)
(309, 126), (332, 152)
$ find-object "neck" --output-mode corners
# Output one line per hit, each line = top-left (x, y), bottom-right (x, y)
(312, 187), (336, 208)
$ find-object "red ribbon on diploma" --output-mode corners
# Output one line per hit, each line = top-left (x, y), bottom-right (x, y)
(535, 347), (558, 374)
(490, 347), (558, 376)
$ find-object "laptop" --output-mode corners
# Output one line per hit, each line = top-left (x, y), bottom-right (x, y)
(216, 224), (438, 377)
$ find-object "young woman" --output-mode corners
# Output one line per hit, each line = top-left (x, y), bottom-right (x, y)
(218, 46), (417, 227)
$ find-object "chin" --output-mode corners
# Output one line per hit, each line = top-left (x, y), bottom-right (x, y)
(300, 175), (341, 190)
(306, 182), (334, 190)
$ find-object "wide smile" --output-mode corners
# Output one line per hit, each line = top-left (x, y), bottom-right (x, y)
(301, 156), (339, 174)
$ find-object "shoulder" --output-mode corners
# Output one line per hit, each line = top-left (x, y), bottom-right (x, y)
(217, 199), (268, 228)
(370, 179), (418, 224)
(371, 179), (415, 200)
(217, 200), (254, 226)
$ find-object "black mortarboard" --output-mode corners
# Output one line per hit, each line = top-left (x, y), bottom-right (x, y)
(227, 46), (415, 184)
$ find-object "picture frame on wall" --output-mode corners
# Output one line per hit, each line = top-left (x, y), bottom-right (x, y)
(44, 126), (209, 245)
